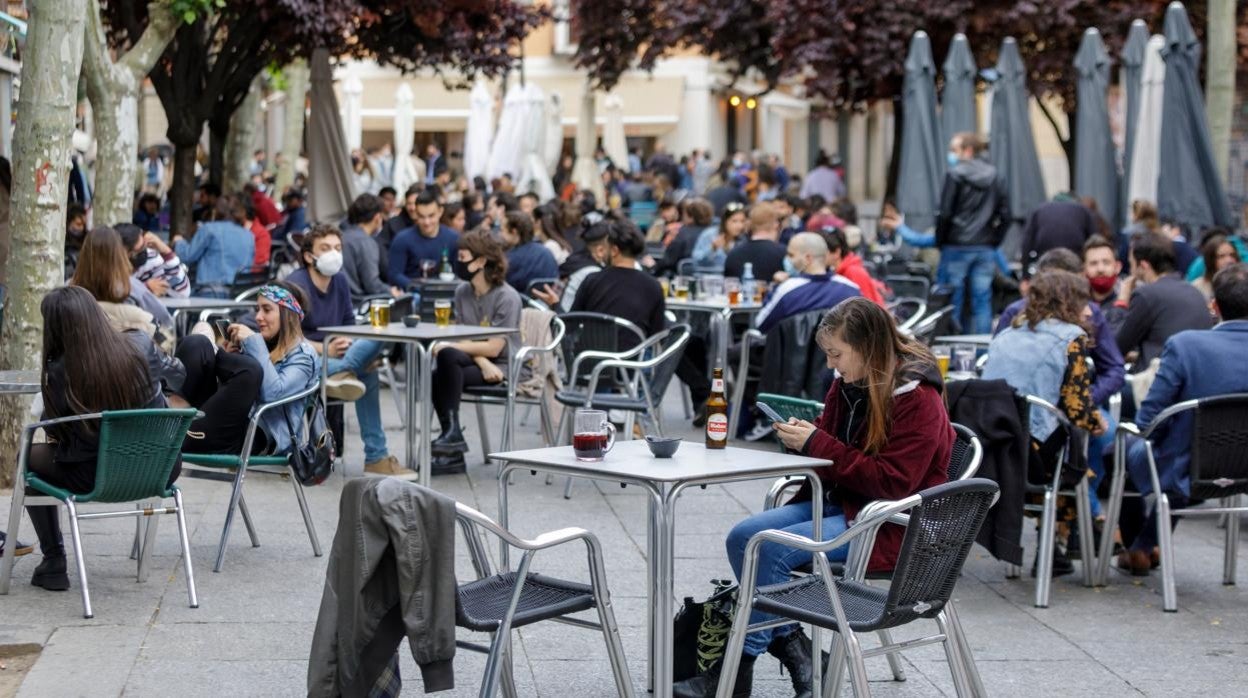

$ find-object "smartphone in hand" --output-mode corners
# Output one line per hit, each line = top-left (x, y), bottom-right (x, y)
(755, 401), (785, 424)
(213, 319), (232, 343)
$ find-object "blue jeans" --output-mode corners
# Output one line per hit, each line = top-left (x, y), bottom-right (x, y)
(941, 246), (997, 334)
(726, 501), (849, 657)
(1085, 408), (1115, 518)
(327, 339), (389, 464)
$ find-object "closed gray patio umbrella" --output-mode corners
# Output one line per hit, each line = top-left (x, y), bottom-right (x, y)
(896, 31), (943, 232)
(1120, 20), (1150, 223)
(990, 38), (1046, 259)
(1157, 1), (1233, 232)
(941, 33), (978, 149)
(306, 48), (355, 224)
(1074, 28), (1118, 228)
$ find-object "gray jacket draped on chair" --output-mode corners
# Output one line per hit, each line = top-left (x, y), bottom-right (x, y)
(308, 478), (458, 696)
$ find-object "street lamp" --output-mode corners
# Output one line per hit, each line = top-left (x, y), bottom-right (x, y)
(729, 95), (741, 107)
(745, 97), (757, 110)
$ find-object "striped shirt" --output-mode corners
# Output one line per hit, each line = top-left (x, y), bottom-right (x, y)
(131, 248), (190, 298)
(755, 272), (861, 333)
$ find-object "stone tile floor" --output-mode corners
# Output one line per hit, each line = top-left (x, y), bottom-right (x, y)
(1, 391), (1245, 696)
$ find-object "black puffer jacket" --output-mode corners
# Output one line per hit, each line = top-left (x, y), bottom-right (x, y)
(935, 158), (1011, 248)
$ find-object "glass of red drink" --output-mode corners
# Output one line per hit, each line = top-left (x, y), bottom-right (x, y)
(573, 409), (616, 461)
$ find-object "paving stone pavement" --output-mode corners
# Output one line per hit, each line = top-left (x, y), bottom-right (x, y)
(1, 387), (1246, 697)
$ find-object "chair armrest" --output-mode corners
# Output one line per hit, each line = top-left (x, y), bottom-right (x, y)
(584, 329), (689, 397)
(567, 328), (671, 386)
(251, 382), (322, 421)
(1134, 399), (1202, 440)
(456, 503), (596, 551)
(745, 493), (922, 559)
(764, 476), (805, 510)
(1024, 394), (1073, 430)
(1116, 422), (1141, 438)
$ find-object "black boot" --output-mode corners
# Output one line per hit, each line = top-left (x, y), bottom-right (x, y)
(768, 629), (815, 698)
(431, 410), (467, 454)
(25, 504), (69, 591)
(673, 653), (755, 698)
(430, 451), (467, 476)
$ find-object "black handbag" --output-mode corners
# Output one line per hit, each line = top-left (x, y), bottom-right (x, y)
(285, 395), (335, 486)
(673, 579), (737, 681)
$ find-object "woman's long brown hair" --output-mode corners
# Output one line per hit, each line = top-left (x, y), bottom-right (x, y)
(70, 226), (132, 304)
(41, 286), (152, 426)
(1016, 270), (1092, 340)
(816, 297), (937, 455)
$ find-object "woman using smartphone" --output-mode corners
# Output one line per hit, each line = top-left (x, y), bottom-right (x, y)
(675, 298), (953, 698)
(169, 281), (318, 455)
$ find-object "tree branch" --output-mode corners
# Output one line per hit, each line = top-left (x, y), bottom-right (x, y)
(83, 0), (125, 100)
(118, 0), (179, 79)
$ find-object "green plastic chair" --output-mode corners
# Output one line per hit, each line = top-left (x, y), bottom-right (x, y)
(181, 381), (323, 573)
(0, 408), (200, 619)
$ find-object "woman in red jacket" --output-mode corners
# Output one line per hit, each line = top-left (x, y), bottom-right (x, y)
(674, 297), (953, 698)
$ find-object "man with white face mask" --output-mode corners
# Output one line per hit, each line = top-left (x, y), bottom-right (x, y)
(341, 194), (402, 305)
(287, 224), (415, 479)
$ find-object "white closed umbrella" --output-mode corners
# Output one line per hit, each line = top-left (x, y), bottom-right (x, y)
(545, 92), (564, 172)
(341, 74), (363, 151)
(392, 83), (416, 196)
(464, 81), (493, 183)
(1128, 35), (1166, 208)
(487, 83), (525, 182)
(602, 92), (628, 172)
(572, 82), (605, 205)
(517, 82), (557, 201)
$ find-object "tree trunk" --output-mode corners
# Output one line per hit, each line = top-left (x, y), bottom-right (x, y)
(223, 75), (262, 194)
(208, 122), (226, 191)
(1206, 0), (1236, 184)
(169, 140), (198, 237)
(0, 0), (89, 488)
(81, 0), (178, 228)
(276, 58), (309, 196)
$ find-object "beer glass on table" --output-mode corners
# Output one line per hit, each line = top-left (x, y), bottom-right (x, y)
(725, 278), (741, 306)
(573, 409), (616, 461)
(369, 299), (390, 328)
(434, 299), (452, 327)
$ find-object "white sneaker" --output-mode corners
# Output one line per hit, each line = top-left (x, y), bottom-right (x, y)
(743, 423), (775, 442)
(325, 371), (367, 401)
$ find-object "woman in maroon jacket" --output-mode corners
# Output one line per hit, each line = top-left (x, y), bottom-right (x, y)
(675, 297), (953, 698)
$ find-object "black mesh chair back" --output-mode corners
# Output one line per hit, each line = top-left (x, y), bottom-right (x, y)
(644, 324), (691, 400)
(947, 423), (980, 481)
(557, 311), (645, 390)
(877, 479), (998, 628)
(415, 279), (460, 317)
(1189, 394), (1248, 499)
(885, 275), (931, 302)
(229, 265), (273, 297)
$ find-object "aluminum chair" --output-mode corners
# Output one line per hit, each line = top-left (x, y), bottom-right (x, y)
(884, 275), (930, 302)
(716, 479), (999, 698)
(181, 382), (324, 572)
(908, 305), (955, 344)
(1012, 395), (1097, 607)
(759, 423), (985, 690)
(0, 409), (200, 618)
(554, 325), (691, 498)
(463, 312), (566, 463)
(455, 501), (635, 697)
(1096, 393), (1248, 610)
(886, 297), (928, 332)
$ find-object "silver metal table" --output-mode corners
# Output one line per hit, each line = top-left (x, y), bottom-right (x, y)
(318, 322), (515, 488)
(490, 440), (828, 697)
(666, 298), (763, 372)
(0, 370), (39, 395)
(933, 333), (993, 346)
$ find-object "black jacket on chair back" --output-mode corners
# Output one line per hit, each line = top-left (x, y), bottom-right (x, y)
(759, 310), (828, 400)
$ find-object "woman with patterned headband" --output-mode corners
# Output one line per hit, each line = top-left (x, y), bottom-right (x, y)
(168, 280), (319, 455)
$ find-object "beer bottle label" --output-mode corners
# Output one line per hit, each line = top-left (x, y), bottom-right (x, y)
(712, 378), (725, 393)
(707, 414), (728, 441)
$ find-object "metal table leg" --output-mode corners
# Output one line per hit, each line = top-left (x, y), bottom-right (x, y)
(419, 342), (434, 489)
(404, 343), (420, 476)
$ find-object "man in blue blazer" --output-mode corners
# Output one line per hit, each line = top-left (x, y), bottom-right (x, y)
(1119, 263), (1248, 574)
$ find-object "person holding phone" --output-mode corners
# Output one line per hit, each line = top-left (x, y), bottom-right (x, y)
(167, 281), (318, 455)
(675, 298), (953, 698)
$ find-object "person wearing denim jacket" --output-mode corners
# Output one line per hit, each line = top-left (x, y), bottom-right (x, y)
(172, 282), (318, 456)
(172, 195), (255, 297)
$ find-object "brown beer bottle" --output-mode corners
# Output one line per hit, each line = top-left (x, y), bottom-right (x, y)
(705, 367), (728, 449)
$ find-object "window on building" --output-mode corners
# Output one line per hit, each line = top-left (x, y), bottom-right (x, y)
(553, 0), (579, 55)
